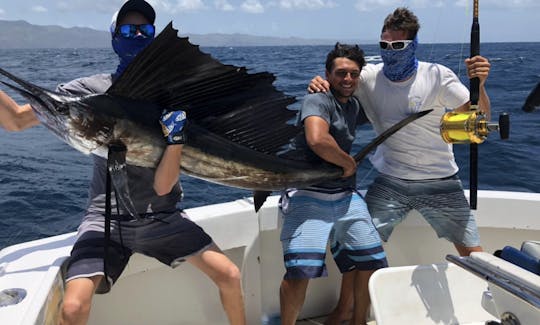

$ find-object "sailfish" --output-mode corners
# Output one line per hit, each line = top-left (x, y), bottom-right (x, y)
(0, 23), (431, 211)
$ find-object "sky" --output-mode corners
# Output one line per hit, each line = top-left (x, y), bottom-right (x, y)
(0, 0), (538, 43)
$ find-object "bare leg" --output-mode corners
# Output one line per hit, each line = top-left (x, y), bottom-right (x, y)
(324, 271), (354, 325)
(280, 278), (309, 325)
(188, 244), (246, 325)
(454, 244), (482, 256)
(60, 275), (102, 325)
(351, 270), (375, 325)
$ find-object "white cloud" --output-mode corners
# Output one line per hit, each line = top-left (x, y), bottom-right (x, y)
(354, 0), (400, 12)
(456, 0), (540, 8)
(277, 0), (336, 10)
(139, 1), (175, 14)
(412, 0), (444, 8)
(0, 8), (5, 16)
(352, 0), (539, 12)
(55, 0), (118, 13)
(241, 0), (264, 13)
(53, 0), (202, 14)
(174, 0), (207, 11)
(214, 0), (234, 11)
(32, 6), (48, 13)
(354, 0), (447, 12)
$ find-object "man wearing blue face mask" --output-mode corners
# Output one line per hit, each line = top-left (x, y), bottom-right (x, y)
(110, 0), (156, 79)
(309, 7), (491, 324)
(0, 1), (246, 324)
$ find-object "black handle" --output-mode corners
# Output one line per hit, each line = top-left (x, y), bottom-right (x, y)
(470, 17), (480, 106)
(499, 113), (510, 140)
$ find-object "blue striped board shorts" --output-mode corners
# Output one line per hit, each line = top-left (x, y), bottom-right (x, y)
(365, 173), (481, 247)
(279, 188), (388, 279)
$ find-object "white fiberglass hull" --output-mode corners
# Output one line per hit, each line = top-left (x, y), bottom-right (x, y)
(0, 190), (539, 324)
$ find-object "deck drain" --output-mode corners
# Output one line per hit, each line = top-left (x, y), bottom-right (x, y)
(0, 288), (27, 307)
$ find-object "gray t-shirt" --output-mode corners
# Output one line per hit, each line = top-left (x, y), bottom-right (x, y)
(57, 74), (182, 215)
(282, 91), (367, 189)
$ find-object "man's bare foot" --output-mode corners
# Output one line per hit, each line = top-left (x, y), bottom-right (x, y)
(324, 308), (352, 325)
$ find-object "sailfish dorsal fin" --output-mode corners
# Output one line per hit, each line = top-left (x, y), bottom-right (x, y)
(106, 22), (299, 155)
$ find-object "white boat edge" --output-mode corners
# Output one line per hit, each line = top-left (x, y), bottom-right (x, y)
(0, 189), (539, 324)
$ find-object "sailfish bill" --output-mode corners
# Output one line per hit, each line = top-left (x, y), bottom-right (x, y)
(0, 23), (432, 211)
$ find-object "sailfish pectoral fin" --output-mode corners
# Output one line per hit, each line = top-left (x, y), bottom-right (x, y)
(353, 109), (433, 163)
(107, 143), (141, 221)
(253, 190), (273, 212)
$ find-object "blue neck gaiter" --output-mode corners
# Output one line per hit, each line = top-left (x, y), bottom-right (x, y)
(112, 35), (153, 79)
(381, 37), (419, 82)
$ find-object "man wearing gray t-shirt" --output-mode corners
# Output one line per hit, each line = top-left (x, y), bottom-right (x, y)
(278, 43), (387, 325)
(0, 1), (246, 324)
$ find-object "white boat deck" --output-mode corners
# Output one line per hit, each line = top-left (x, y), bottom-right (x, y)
(1, 190), (539, 324)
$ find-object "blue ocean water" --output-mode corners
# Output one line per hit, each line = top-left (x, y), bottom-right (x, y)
(0, 42), (539, 249)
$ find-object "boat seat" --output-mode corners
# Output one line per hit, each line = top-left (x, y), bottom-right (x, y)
(494, 240), (540, 275)
(498, 245), (540, 275)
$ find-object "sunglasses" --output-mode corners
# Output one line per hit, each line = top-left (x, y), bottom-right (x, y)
(116, 24), (155, 39)
(379, 40), (413, 51)
(334, 69), (361, 79)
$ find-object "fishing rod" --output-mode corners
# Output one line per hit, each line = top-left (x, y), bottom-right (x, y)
(469, 0), (480, 209)
(440, 0), (510, 209)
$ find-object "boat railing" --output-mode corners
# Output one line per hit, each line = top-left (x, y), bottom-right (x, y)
(447, 252), (540, 309)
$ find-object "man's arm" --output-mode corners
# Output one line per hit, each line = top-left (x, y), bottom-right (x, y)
(154, 110), (186, 196)
(0, 90), (40, 131)
(307, 76), (330, 93)
(154, 145), (182, 196)
(454, 55), (491, 120)
(304, 116), (356, 177)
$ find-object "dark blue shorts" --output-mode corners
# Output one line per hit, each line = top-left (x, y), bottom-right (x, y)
(65, 210), (213, 293)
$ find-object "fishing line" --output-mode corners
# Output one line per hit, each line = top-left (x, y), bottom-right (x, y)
(425, 3), (444, 62)
(420, 1), (471, 76)
(358, 165), (375, 189)
(457, 1), (472, 80)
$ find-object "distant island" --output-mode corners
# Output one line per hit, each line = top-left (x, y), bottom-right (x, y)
(0, 20), (370, 49)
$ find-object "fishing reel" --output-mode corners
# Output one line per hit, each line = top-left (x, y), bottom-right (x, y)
(440, 109), (510, 144)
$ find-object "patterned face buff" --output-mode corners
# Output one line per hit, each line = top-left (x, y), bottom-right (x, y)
(380, 36), (419, 82)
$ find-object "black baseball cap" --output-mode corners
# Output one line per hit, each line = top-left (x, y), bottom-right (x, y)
(117, 0), (156, 25)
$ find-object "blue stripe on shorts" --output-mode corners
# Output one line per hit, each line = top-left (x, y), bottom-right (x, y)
(280, 189), (387, 279)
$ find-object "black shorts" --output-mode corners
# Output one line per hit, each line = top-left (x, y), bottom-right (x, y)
(64, 210), (213, 293)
